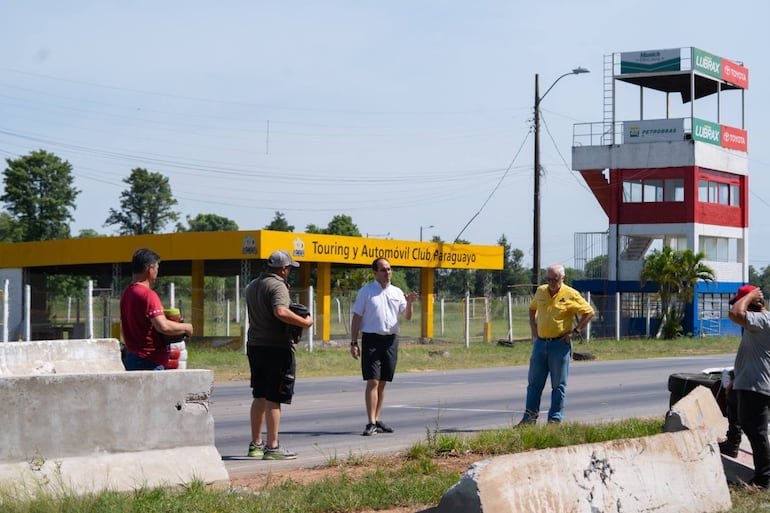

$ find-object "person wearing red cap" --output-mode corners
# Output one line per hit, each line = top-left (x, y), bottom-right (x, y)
(729, 284), (770, 489)
(719, 286), (759, 457)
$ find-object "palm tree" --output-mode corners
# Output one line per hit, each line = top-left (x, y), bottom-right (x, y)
(640, 247), (715, 338)
(675, 249), (716, 321)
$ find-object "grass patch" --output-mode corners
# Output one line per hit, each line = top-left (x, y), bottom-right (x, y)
(3, 418), (761, 512)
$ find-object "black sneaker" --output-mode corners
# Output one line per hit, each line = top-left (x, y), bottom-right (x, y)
(516, 417), (537, 427)
(719, 440), (740, 458)
(375, 420), (394, 433)
(362, 423), (378, 436)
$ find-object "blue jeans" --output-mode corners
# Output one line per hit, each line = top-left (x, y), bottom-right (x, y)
(522, 337), (572, 422)
(124, 352), (165, 371)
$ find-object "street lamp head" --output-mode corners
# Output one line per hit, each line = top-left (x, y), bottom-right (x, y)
(419, 224), (435, 241)
(572, 67), (590, 75)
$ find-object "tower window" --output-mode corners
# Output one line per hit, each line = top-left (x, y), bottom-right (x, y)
(698, 178), (741, 206)
(623, 178), (684, 203)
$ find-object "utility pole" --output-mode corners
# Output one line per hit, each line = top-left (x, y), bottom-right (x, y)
(531, 67), (590, 293)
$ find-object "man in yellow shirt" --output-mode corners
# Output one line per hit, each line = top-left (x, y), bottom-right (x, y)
(518, 263), (594, 425)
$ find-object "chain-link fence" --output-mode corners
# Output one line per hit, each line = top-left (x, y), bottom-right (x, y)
(1, 279), (741, 343)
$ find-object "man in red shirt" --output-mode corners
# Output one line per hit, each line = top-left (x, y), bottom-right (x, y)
(120, 248), (193, 370)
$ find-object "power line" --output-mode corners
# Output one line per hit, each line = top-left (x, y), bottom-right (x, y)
(453, 131), (531, 243)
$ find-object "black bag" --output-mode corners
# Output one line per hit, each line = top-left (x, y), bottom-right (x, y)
(285, 303), (310, 343)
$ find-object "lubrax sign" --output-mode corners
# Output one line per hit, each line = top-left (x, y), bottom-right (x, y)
(692, 118), (748, 152)
(693, 48), (749, 89)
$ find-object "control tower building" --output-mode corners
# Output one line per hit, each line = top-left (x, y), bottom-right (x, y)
(572, 47), (749, 337)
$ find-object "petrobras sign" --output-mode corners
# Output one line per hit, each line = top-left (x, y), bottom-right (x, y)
(624, 118), (684, 143)
(620, 48), (681, 74)
(692, 118), (747, 152)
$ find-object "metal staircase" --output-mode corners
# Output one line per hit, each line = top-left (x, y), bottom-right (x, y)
(602, 53), (615, 145)
(620, 236), (654, 260)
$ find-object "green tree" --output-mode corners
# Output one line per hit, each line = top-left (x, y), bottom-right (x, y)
(640, 247), (715, 338)
(0, 211), (23, 242)
(77, 228), (105, 238)
(749, 265), (770, 292)
(264, 211), (294, 232)
(584, 255), (608, 279)
(326, 214), (361, 236)
(305, 214), (361, 236)
(177, 213), (238, 232)
(104, 168), (178, 235)
(563, 267), (584, 285)
(489, 235), (529, 296)
(1, 150), (80, 241)
(749, 265), (760, 286)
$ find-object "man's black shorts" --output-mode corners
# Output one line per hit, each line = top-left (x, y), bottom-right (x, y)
(361, 333), (398, 382)
(247, 345), (296, 404)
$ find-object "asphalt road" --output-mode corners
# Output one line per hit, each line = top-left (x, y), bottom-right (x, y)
(212, 353), (735, 476)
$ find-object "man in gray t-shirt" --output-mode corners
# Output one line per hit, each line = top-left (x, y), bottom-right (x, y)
(729, 285), (770, 488)
(244, 250), (313, 461)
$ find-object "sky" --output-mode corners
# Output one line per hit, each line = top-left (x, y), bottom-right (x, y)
(1, 1), (769, 270)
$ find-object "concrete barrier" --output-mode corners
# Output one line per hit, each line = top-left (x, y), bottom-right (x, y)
(433, 386), (737, 512)
(436, 429), (731, 513)
(0, 339), (229, 496)
(665, 383), (754, 485)
(663, 384), (728, 439)
(0, 338), (125, 375)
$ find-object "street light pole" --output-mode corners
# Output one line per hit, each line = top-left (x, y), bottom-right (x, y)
(420, 225), (434, 242)
(531, 67), (590, 293)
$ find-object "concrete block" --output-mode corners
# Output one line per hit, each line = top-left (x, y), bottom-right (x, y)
(437, 429), (730, 513)
(0, 446), (228, 497)
(0, 338), (124, 375)
(663, 384), (727, 440)
(664, 382), (756, 485)
(0, 368), (228, 495)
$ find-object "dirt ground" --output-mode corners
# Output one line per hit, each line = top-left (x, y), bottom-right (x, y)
(228, 453), (479, 513)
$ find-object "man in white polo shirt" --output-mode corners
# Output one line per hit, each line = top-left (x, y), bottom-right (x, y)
(350, 257), (417, 436)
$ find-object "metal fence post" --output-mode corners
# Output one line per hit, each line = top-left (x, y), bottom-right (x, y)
(440, 297), (445, 336)
(2, 279), (7, 342)
(464, 292), (470, 349)
(646, 294), (651, 338)
(86, 280), (94, 339)
(585, 291), (591, 342)
(24, 284), (30, 341)
(307, 285), (314, 352)
(507, 291), (513, 341)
